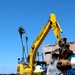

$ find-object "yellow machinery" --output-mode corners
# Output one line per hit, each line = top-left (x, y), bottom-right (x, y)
(16, 13), (63, 75)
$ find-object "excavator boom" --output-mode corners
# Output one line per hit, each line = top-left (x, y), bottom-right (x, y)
(28, 14), (62, 68)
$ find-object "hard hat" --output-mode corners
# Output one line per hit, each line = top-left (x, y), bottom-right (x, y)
(34, 65), (44, 73)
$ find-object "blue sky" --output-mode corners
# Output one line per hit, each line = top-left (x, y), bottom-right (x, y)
(0, 0), (75, 74)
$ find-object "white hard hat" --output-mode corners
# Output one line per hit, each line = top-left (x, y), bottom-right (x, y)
(34, 65), (44, 73)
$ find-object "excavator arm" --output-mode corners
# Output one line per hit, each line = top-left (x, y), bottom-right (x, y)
(16, 13), (62, 75)
(28, 14), (62, 68)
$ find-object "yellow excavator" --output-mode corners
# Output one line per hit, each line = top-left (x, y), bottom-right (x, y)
(16, 13), (63, 75)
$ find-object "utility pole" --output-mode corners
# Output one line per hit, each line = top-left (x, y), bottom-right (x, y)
(37, 51), (40, 61)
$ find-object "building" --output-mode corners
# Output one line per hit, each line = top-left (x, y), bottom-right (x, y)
(42, 41), (75, 65)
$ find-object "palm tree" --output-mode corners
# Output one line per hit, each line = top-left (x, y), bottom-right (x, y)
(18, 27), (26, 62)
(25, 36), (28, 54)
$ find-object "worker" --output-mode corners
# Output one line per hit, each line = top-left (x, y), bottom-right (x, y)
(34, 62), (44, 75)
(46, 53), (63, 75)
